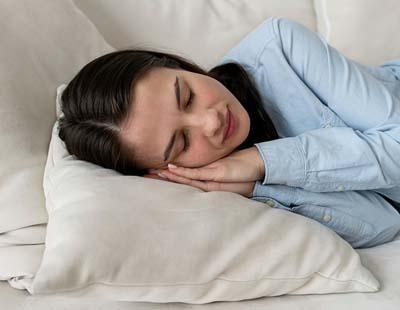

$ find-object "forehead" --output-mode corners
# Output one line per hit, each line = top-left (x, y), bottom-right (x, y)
(130, 67), (183, 113)
(120, 67), (180, 168)
(137, 66), (175, 89)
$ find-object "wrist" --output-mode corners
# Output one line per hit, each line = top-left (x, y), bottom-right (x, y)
(251, 146), (265, 181)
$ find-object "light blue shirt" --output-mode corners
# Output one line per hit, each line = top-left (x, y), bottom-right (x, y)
(217, 17), (400, 248)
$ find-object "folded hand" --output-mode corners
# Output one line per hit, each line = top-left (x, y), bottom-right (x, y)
(143, 172), (256, 198)
(148, 146), (265, 183)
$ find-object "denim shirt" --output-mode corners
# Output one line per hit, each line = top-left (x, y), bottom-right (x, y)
(217, 17), (400, 248)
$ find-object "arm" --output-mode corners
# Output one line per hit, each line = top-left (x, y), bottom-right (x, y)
(270, 17), (400, 130)
(289, 200), (400, 249)
(256, 124), (400, 192)
(254, 18), (400, 192)
(251, 182), (400, 249)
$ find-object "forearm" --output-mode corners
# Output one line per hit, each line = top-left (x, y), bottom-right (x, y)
(253, 125), (400, 192)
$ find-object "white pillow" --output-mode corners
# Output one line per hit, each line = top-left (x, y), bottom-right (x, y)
(23, 84), (379, 302)
(314, 0), (400, 65)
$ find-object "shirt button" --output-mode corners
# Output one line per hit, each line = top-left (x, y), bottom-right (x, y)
(266, 200), (275, 207)
(337, 184), (344, 191)
(323, 214), (332, 222)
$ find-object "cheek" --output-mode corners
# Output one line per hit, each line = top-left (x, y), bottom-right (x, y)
(190, 141), (209, 160)
(199, 90), (217, 105)
(199, 81), (224, 103)
(182, 140), (218, 166)
(203, 140), (226, 159)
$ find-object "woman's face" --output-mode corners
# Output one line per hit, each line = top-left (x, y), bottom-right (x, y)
(120, 66), (250, 170)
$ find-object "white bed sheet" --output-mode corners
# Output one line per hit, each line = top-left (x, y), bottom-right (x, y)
(2, 234), (399, 309)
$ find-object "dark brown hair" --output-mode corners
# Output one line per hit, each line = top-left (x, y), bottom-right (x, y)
(58, 49), (279, 176)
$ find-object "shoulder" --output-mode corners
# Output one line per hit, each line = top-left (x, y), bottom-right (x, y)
(217, 17), (308, 69)
(217, 17), (279, 68)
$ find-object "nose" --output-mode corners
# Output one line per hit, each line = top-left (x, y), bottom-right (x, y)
(184, 107), (225, 138)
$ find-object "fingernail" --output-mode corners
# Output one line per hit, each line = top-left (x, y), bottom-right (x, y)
(158, 172), (167, 178)
(168, 164), (178, 169)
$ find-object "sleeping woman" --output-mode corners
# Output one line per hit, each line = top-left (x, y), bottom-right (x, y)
(57, 17), (400, 249)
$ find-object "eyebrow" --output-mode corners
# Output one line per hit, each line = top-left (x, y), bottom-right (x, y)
(163, 75), (182, 162)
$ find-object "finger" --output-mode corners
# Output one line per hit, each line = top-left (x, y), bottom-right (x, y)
(167, 164), (217, 181)
(146, 172), (200, 188)
(159, 170), (197, 184)
(143, 174), (172, 182)
(160, 170), (213, 191)
(162, 170), (241, 193)
(158, 171), (255, 196)
(143, 174), (158, 179)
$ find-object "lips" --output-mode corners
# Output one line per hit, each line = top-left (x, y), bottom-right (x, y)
(223, 107), (231, 143)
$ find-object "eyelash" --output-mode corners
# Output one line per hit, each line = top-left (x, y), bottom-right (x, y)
(182, 89), (194, 152)
(186, 89), (194, 108)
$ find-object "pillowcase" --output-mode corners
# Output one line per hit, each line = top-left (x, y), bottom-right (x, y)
(314, 0), (400, 65)
(22, 84), (379, 302)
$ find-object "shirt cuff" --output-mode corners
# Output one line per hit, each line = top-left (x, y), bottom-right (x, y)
(251, 181), (298, 209)
(251, 180), (263, 197)
(254, 137), (307, 187)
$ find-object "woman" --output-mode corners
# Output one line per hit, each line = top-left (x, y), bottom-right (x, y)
(58, 17), (400, 248)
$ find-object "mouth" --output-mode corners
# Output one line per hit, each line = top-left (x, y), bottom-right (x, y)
(222, 106), (231, 143)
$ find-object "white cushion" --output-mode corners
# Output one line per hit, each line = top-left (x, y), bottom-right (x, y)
(73, 0), (317, 69)
(314, 0), (400, 65)
(23, 85), (379, 302)
(0, 225), (46, 290)
(0, 245), (45, 287)
(0, 225), (46, 247)
(0, 0), (114, 282)
(0, 0), (114, 234)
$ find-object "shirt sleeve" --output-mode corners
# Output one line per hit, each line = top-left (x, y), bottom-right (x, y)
(254, 17), (400, 192)
(256, 124), (400, 192)
(251, 182), (400, 249)
(289, 201), (400, 249)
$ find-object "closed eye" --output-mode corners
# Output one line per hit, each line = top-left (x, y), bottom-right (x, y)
(186, 89), (194, 108)
(182, 89), (194, 152)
